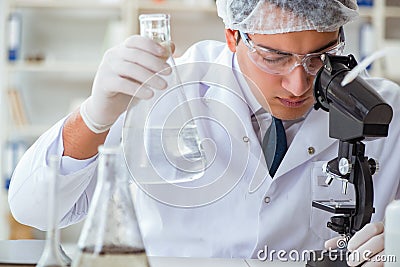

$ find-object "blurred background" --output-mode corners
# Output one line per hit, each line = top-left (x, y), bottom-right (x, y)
(0, 0), (399, 247)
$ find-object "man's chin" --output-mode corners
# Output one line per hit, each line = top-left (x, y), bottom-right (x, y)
(270, 106), (313, 121)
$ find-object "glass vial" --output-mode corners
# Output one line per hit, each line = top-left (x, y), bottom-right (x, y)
(36, 156), (69, 267)
(71, 145), (149, 267)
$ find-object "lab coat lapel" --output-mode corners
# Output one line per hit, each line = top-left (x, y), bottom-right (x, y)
(204, 77), (271, 193)
(274, 109), (336, 178)
(201, 59), (254, 142)
(197, 54), (270, 193)
(202, 75), (254, 146)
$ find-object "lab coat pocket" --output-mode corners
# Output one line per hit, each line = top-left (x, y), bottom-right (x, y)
(309, 161), (355, 240)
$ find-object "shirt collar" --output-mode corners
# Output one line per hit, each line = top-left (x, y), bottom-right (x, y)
(232, 54), (263, 116)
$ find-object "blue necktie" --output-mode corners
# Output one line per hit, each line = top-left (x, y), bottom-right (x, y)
(262, 117), (287, 177)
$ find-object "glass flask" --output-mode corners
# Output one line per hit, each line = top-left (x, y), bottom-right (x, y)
(122, 14), (207, 185)
(71, 145), (149, 267)
(36, 156), (70, 267)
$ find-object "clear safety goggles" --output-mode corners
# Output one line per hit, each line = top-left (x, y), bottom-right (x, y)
(239, 28), (345, 76)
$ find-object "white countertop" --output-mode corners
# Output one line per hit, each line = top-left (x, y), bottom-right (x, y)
(0, 240), (306, 267)
(149, 257), (305, 267)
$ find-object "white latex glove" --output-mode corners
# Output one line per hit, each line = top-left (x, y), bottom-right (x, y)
(325, 222), (385, 267)
(80, 35), (174, 133)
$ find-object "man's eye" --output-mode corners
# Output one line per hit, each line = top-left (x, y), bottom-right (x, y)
(262, 56), (291, 65)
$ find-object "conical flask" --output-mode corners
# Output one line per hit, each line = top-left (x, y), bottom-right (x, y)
(71, 145), (149, 267)
(36, 155), (70, 267)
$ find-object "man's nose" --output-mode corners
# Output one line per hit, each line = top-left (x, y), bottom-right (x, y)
(281, 65), (311, 96)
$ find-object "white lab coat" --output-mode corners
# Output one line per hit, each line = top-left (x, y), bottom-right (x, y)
(8, 40), (400, 259)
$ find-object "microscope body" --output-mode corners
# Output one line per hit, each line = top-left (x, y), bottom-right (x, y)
(307, 54), (393, 267)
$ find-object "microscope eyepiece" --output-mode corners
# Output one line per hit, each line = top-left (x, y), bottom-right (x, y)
(313, 54), (393, 141)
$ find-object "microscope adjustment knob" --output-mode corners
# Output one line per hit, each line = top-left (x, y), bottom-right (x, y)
(342, 180), (349, 195)
(322, 162), (335, 185)
(325, 176), (334, 186)
(338, 157), (352, 175)
(368, 158), (379, 175)
(328, 215), (350, 235)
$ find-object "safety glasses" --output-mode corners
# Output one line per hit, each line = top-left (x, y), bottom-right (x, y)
(239, 28), (345, 75)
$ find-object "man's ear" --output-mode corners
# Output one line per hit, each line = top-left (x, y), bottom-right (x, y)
(225, 29), (238, 52)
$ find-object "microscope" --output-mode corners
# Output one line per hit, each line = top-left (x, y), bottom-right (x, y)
(306, 54), (393, 267)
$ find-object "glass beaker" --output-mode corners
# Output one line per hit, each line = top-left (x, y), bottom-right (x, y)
(122, 14), (207, 185)
(71, 145), (149, 267)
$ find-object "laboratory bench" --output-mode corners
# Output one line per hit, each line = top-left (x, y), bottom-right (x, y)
(0, 240), (305, 267)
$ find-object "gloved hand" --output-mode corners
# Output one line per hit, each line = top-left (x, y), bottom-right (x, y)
(80, 35), (174, 133)
(325, 222), (385, 267)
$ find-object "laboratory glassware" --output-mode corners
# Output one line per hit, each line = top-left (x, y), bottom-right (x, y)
(122, 13), (207, 185)
(36, 156), (70, 267)
(71, 145), (149, 267)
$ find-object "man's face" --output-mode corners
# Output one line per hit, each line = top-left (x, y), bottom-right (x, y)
(227, 30), (339, 120)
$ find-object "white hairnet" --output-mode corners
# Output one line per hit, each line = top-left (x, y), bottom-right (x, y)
(216, 0), (359, 34)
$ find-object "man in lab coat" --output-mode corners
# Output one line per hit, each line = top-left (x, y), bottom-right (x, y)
(9, 0), (400, 266)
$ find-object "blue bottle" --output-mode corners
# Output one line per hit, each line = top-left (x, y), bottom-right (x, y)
(357, 0), (373, 6)
(7, 12), (22, 61)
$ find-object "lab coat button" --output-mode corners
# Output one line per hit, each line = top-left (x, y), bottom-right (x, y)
(264, 196), (271, 204)
(308, 147), (315, 155)
(243, 136), (249, 143)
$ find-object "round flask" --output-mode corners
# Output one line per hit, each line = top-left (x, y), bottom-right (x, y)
(123, 13), (206, 186)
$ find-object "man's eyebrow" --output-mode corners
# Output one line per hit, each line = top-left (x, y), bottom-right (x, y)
(311, 39), (339, 53)
(257, 38), (339, 55)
